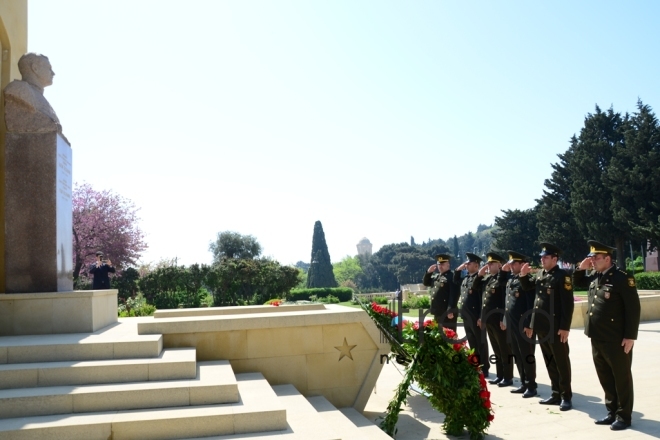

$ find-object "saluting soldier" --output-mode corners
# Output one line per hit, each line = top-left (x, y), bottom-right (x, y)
(474, 252), (514, 386)
(573, 241), (641, 431)
(520, 242), (574, 411)
(500, 251), (537, 397)
(423, 253), (458, 331)
(454, 252), (490, 377)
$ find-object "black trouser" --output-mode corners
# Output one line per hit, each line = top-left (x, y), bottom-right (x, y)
(537, 331), (572, 401)
(507, 319), (536, 389)
(486, 320), (513, 380)
(463, 313), (489, 374)
(591, 339), (634, 424)
(434, 313), (457, 332)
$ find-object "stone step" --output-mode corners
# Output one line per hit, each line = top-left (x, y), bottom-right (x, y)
(0, 372), (285, 440)
(0, 360), (237, 419)
(308, 396), (391, 440)
(0, 347), (197, 390)
(182, 384), (340, 440)
(0, 331), (163, 364)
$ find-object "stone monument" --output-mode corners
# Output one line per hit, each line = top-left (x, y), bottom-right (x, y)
(3, 53), (72, 293)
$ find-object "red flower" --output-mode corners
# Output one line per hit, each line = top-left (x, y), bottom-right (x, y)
(423, 319), (436, 328)
(467, 354), (479, 366)
(479, 375), (487, 388)
(487, 414), (495, 422)
(479, 390), (490, 399)
(452, 343), (462, 351)
(444, 328), (457, 339)
(413, 322), (420, 331)
(483, 400), (491, 409)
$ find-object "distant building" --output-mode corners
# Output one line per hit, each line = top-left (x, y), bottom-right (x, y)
(356, 237), (372, 257)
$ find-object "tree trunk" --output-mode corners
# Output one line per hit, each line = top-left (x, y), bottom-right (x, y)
(615, 236), (625, 268)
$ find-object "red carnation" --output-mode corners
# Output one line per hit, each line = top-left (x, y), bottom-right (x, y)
(487, 414), (494, 422)
(479, 376), (487, 388)
(452, 343), (462, 351)
(483, 400), (491, 409)
(444, 328), (457, 339)
(479, 390), (490, 399)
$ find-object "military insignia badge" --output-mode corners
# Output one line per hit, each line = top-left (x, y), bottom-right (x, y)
(604, 292), (610, 299)
(564, 283), (572, 290)
(628, 278), (636, 287)
(564, 276), (571, 284)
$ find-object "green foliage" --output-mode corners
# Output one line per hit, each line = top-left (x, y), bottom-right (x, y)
(139, 264), (209, 309)
(634, 272), (660, 290)
(333, 256), (363, 285)
(264, 298), (282, 305)
(209, 231), (262, 263)
(493, 207), (539, 259)
(111, 267), (140, 301)
(402, 295), (431, 309)
(372, 295), (390, 305)
(625, 256), (645, 274)
(118, 295), (156, 317)
(206, 258), (300, 306)
(317, 294), (340, 304)
(307, 221), (338, 288)
(287, 287), (353, 302)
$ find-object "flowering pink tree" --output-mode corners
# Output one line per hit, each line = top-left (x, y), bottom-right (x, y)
(72, 183), (147, 280)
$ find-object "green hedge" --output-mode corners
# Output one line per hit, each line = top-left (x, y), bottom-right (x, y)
(288, 287), (353, 302)
(633, 272), (660, 290)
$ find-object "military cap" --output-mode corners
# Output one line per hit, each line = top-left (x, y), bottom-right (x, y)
(506, 251), (529, 264)
(465, 252), (482, 263)
(587, 240), (615, 257)
(539, 242), (561, 257)
(435, 253), (451, 263)
(485, 252), (505, 264)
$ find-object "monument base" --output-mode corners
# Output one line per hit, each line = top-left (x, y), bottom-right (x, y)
(0, 289), (117, 336)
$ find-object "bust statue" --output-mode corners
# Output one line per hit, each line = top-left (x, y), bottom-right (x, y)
(3, 53), (62, 133)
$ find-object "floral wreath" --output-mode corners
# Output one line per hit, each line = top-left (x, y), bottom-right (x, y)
(365, 301), (493, 439)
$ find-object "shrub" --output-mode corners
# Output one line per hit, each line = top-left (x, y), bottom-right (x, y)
(403, 295), (431, 309)
(287, 287), (353, 302)
(634, 272), (660, 290)
(264, 298), (282, 305)
(118, 296), (156, 317)
(318, 294), (340, 304)
(372, 296), (390, 305)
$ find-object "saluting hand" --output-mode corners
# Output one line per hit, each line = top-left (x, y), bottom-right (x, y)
(427, 264), (438, 273)
(478, 265), (488, 277)
(457, 262), (467, 271)
(578, 258), (592, 271)
(622, 338), (634, 354)
(501, 262), (511, 272)
(520, 263), (531, 276)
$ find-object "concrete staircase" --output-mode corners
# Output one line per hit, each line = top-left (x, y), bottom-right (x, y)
(0, 322), (391, 440)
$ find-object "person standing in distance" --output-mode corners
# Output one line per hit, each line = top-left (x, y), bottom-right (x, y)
(573, 241), (640, 431)
(455, 252), (490, 377)
(89, 251), (115, 290)
(500, 251), (537, 397)
(423, 253), (458, 331)
(520, 242), (574, 411)
(475, 252), (513, 386)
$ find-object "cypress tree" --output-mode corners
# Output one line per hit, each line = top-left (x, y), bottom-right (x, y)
(306, 221), (338, 288)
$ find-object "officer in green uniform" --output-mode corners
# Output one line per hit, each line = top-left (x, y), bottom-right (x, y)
(454, 252), (489, 377)
(520, 242), (574, 411)
(573, 241), (641, 431)
(474, 252), (513, 386)
(500, 251), (537, 397)
(423, 253), (458, 331)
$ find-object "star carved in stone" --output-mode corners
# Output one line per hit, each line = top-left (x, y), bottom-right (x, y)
(334, 337), (357, 361)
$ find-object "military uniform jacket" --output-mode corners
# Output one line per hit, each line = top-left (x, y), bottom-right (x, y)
(474, 272), (505, 324)
(498, 271), (535, 329)
(519, 265), (574, 333)
(573, 266), (641, 342)
(423, 269), (458, 316)
(454, 270), (482, 323)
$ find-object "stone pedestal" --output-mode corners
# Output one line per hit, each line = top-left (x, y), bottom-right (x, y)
(0, 289), (118, 336)
(3, 132), (72, 293)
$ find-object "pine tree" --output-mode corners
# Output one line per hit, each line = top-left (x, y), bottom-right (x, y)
(306, 221), (338, 288)
(492, 207), (540, 259)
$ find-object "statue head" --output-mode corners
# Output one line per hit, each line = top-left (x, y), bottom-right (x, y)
(18, 53), (55, 91)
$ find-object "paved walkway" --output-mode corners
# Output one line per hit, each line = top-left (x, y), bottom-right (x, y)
(364, 321), (660, 439)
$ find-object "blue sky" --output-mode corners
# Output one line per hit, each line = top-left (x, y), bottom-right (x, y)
(27, 0), (660, 266)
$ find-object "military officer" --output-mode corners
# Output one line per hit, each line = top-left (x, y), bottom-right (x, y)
(474, 252), (513, 386)
(500, 251), (537, 397)
(573, 241), (641, 431)
(454, 252), (489, 377)
(423, 253), (458, 331)
(520, 242), (574, 411)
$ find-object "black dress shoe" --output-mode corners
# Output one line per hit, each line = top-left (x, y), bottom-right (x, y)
(497, 379), (514, 387)
(510, 386), (526, 394)
(610, 420), (631, 431)
(539, 395), (561, 405)
(522, 388), (537, 398)
(594, 415), (615, 425)
(559, 400), (572, 411)
(488, 377), (503, 385)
